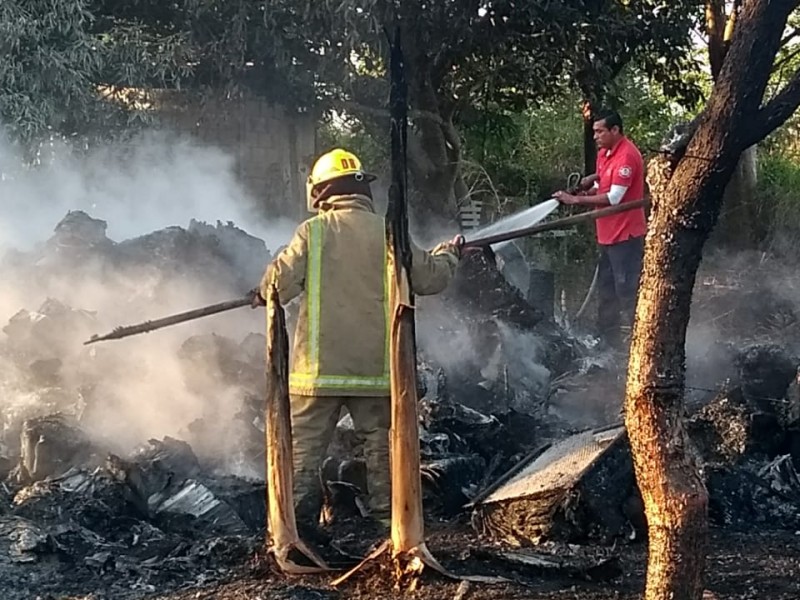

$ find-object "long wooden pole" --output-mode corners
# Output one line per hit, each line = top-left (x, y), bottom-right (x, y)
(84, 295), (252, 345)
(463, 199), (649, 248)
(331, 27), (510, 590)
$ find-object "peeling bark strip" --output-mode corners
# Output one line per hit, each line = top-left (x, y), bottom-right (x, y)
(264, 285), (328, 573)
(389, 301), (425, 553)
(624, 1), (800, 599)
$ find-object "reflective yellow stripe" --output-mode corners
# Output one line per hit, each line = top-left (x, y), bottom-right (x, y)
(307, 218), (323, 375)
(290, 373), (390, 389)
(291, 218), (392, 392)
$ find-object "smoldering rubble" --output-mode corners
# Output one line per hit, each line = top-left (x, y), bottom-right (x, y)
(1, 211), (800, 598)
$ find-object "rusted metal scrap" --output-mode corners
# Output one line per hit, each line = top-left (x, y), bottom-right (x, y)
(471, 425), (639, 546)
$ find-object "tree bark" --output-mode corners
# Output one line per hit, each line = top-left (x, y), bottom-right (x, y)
(582, 99), (598, 176)
(405, 83), (463, 225)
(716, 145), (760, 247)
(626, 1), (800, 598)
(264, 285), (328, 573)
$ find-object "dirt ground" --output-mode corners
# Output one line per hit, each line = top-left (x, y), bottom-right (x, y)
(136, 527), (800, 600)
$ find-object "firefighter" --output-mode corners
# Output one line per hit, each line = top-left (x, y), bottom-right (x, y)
(255, 148), (462, 531)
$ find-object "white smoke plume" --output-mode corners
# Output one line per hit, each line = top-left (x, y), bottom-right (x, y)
(0, 130), (298, 478)
(0, 130), (295, 254)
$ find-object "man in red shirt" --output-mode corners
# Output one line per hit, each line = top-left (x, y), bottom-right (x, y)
(554, 109), (647, 346)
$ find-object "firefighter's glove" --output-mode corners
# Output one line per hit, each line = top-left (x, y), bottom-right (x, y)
(451, 234), (465, 259)
(249, 287), (267, 308)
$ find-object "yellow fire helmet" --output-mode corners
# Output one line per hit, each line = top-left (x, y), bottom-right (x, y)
(306, 148), (375, 211)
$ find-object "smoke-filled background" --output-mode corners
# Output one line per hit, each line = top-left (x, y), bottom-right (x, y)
(3, 125), (796, 487)
(0, 131), (299, 478)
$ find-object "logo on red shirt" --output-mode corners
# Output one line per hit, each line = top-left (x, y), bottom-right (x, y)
(618, 166), (632, 179)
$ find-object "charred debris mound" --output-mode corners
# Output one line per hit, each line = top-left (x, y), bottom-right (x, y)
(1, 212), (800, 597)
(0, 211), (589, 597)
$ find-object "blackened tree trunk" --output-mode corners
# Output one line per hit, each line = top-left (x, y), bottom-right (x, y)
(625, 1), (800, 598)
(582, 98), (598, 176)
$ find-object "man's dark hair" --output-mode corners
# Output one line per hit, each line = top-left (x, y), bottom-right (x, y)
(594, 109), (624, 134)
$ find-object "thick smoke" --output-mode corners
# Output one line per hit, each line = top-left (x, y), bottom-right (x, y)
(0, 131), (295, 255)
(0, 131), (297, 478)
(684, 247), (800, 406)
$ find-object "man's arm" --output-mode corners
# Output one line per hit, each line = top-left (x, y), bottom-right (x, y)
(555, 185), (629, 207)
(408, 238), (461, 296)
(578, 173), (599, 191)
(258, 223), (309, 303)
(556, 159), (635, 207)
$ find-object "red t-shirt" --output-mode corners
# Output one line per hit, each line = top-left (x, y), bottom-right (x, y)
(594, 136), (647, 245)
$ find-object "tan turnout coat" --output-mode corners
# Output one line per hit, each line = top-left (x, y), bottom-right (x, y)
(260, 194), (458, 397)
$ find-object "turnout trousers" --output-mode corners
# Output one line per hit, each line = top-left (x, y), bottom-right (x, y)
(290, 394), (391, 521)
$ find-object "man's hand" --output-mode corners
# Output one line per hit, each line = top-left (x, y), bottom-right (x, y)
(249, 287), (266, 308)
(554, 190), (581, 205)
(451, 234), (465, 258)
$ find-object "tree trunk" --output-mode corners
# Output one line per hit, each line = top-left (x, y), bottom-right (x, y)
(403, 39), (465, 226)
(582, 99), (598, 176)
(715, 145), (760, 247)
(264, 285), (328, 573)
(625, 1), (800, 597)
(405, 108), (463, 226)
(625, 193), (711, 597)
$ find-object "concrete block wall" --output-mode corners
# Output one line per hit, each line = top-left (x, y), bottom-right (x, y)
(157, 93), (316, 221)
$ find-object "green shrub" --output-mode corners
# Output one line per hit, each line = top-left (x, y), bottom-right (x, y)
(759, 151), (800, 242)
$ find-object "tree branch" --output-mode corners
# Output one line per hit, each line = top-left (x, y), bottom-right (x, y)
(338, 99), (446, 126)
(725, 0), (743, 42)
(772, 44), (800, 74)
(780, 26), (800, 48)
(706, 0), (727, 79)
(748, 67), (800, 146)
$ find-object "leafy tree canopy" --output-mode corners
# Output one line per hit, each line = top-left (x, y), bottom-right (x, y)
(3, 0), (701, 218)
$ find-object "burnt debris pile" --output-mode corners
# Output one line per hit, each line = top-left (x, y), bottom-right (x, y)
(2, 212), (800, 597)
(0, 210), (585, 596)
(0, 423), (263, 600)
(470, 343), (800, 548)
(688, 344), (800, 529)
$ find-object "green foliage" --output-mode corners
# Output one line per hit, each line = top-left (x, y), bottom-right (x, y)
(564, 0), (703, 108)
(759, 150), (800, 238)
(454, 65), (694, 277)
(458, 67), (691, 210)
(317, 114), (388, 172)
(0, 0), (102, 142)
(0, 0), (317, 146)
(606, 66), (698, 154)
(296, 0), (701, 117)
(0, 1), (188, 145)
